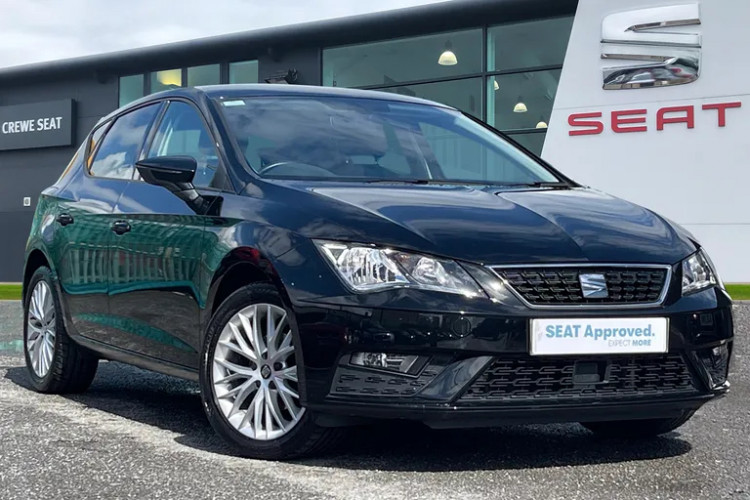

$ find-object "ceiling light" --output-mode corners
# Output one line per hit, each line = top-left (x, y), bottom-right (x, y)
(536, 115), (548, 128)
(438, 41), (458, 66)
(513, 96), (527, 113)
(493, 79), (500, 91)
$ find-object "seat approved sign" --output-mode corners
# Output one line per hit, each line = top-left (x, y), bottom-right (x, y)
(530, 317), (668, 355)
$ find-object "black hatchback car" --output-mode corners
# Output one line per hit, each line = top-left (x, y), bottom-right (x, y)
(23, 85), (732, 459)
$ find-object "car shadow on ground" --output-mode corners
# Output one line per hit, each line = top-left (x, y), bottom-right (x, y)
(4, 361), (693, 472)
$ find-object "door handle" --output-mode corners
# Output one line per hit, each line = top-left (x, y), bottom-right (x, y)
(56, 213), (74, 226)
(111, 220), (131, 235)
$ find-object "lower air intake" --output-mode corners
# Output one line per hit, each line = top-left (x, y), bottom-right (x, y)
(459, 355), (697, 404)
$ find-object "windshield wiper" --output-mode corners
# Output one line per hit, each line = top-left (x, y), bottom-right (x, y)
(362, 179), (572, 188)
(365, 179), (431, 185)
(499, 181), (572, 189)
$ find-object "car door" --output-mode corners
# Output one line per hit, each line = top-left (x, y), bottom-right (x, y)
(107, 100), (222, 369)
(55, 104), (162, 342)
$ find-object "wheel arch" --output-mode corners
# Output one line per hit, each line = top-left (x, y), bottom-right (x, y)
(202, 246), (294, 332)
(23, 248), (52, 300)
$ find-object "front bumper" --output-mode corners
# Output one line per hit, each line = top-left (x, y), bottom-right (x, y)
(308, 392), (724, 429)
(290, 286), (733, 428)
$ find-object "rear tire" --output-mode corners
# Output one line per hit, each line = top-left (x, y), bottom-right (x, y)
(199, 283), (342, 460)
(580, 411), (695, 438)
(23, 266), (98, 393)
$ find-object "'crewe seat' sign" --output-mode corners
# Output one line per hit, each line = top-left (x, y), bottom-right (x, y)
(0, 99), (75, 151)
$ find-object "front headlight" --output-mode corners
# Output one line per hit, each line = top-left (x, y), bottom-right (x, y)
(681, 250), (718, 295)
(315, 240), (485, 297)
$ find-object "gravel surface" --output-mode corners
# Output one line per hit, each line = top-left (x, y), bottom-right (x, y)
(0, 300), (747, 500)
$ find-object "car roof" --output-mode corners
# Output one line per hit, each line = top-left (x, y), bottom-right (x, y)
(196, 84), (452, 107)
(100, 84), (456, 125)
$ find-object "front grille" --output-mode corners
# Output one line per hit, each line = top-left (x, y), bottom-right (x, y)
(458, 355), (697, 404)
(492, 266), (669, 306)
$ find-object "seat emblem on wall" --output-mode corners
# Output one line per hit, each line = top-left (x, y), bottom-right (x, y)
(601, 3), (701, 90)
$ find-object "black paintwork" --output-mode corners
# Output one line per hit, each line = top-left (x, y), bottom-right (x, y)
(24, 85), (733, 426)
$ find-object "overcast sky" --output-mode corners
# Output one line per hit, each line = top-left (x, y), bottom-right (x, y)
(0, 0), (445, 69)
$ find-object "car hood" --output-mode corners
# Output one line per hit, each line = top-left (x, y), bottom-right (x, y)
(269, 183), (696, 265)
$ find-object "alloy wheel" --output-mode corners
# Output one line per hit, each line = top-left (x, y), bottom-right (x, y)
(26, 281), (56, 378)
(212, 303), (305, 441)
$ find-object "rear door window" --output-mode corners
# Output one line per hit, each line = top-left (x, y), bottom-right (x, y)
(89, 103), (161, 180)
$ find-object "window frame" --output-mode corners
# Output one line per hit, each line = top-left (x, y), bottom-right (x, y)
(85, 101), (165, 181)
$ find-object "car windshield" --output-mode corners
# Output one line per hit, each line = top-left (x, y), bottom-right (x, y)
(216, 95), (561, 185)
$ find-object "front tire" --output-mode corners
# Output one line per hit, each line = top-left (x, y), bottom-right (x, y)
(199, 283), (341, 460)
(580, 411), (695, 438)
(23, 266), (98, 393)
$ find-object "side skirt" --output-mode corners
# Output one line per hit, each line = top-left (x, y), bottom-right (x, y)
(70, 333), (199, 382)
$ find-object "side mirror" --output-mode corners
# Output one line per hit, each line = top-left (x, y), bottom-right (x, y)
(135, 156), (197, 191)
(135, 156), (211, 213)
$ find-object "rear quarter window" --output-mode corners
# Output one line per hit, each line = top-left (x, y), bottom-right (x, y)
(56, 142), (85, 184)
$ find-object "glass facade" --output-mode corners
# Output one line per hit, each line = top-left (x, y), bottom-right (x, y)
(187, 64), (220, 87)
(118, 74), (144, 107)
(119, 60), (258, 107)
(323, 17), (573, 155)
(380, 78), (483, 118)
(486, 17), (572, 152)
(229, 60), (259, 84)
(486, 70), (561, 131)
(150, 69), (182, 93)
(116, 15), (575, 155)
(488, 17), (573, 72)
(323, 30), (482, 88)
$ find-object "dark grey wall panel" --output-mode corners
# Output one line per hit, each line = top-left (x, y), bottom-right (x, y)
(0, 211), (34, 282)
(0, 161), (67, 212)
(258, 47), (322, 86)
(0, 76), (117, 118)
(0, 75), (117, 282)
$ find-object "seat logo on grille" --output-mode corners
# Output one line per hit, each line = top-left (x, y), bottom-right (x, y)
(579, 273), (609, 299)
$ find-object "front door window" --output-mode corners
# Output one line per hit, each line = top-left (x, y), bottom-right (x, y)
(147, 101), (220, 188)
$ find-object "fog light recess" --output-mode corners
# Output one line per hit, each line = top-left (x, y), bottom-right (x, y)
(349, 352), (428, 375)
(697, 344), (730, 387)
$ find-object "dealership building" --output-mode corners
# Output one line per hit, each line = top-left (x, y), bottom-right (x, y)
(0, 0), (747, 282)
